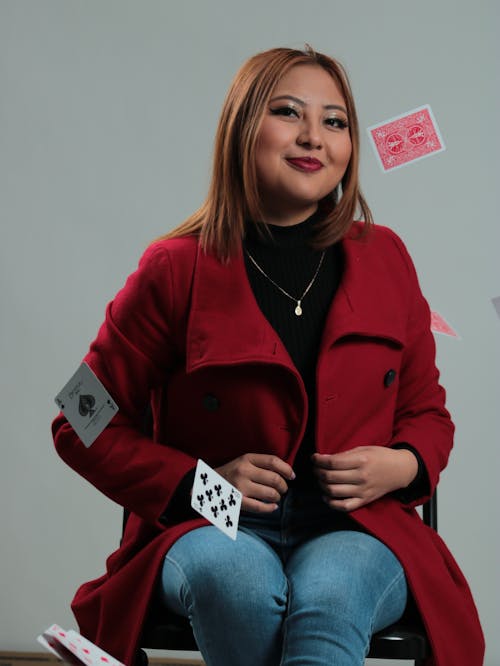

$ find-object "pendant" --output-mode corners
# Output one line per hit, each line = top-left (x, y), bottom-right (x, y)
(295, 301), (302, 316)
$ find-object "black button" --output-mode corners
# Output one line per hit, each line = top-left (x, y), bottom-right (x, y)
(384, 369), (397, 387)
(203, 394), (220, 412)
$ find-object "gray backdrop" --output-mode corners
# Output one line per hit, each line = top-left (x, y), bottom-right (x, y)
(1, 1), (498, 664)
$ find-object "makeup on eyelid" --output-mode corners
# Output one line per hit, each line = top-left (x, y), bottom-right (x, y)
(269, 105), (349, 130)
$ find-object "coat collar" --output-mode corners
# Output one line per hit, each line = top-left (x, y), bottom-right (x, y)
(186, 228), (406, 373)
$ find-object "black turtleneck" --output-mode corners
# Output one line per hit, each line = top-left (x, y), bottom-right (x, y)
(243, 212), (342, 485)
(242, 213), (427, 499)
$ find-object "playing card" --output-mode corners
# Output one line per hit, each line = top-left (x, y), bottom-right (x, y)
(37, 633), (70, 660)
(491, 296), (500, 320)
(54, 363), (118, 447)
(430, 310), (459, 338)
(367, 105), (445, 172)
(191, 459), (242, 540)
(38, 624), (125, 666)
(37, 625), (87, 665)
(67, 629), (124, 666)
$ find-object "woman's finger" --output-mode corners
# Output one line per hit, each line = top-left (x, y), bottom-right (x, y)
(319, 483), (361, 499)
(247, 453), (295, 481)
(241, 496), (279, 514)
(313, 467), (363, 485)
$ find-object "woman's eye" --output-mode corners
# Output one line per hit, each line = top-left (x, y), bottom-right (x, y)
(270, 106), (300, 118)
(325, 117), (349, 129)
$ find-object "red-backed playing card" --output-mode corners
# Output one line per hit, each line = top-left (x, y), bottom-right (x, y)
(367, 105), (445, 172)
(430, 311), (459, 338)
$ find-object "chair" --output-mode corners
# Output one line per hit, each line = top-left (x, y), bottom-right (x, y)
(133, 493), (436, 665)
(365, 494), (436, 664)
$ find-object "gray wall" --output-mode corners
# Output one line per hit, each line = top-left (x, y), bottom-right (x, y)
(1, 1), (498, 664)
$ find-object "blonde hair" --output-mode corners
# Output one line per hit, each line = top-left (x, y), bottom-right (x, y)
(159, 45), (373, 260)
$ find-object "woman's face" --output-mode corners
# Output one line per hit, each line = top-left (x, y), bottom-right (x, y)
(254, 64), (352, 226)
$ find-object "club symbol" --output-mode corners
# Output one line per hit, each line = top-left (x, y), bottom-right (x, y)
(210, 505), (219, 518)
(228, 492), (236, 506)
(220, 499), (227, 511)
(214, 483), (222, 496)
(201, 473), (208, 486)
(206, 489), (213, 502)
(196, 494), (205, 507)
(225, 516), (233, 528)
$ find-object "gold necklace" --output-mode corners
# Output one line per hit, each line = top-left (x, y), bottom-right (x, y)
(245, 249), (326, 317)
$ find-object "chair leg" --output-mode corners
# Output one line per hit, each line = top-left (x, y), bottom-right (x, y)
(134, 648), (149, 666)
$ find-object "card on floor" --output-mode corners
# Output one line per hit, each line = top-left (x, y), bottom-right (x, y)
(367, 104), (445, 172)
(191, 459), (242, 540)
(54, 362), (118, 447)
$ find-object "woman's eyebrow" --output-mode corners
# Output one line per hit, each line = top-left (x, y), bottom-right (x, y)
(269, 94), (347, 114)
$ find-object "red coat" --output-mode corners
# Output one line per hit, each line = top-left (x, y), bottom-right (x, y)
(52, 223), (484, 665)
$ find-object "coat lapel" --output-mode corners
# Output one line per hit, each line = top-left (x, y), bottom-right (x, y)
(186, 244), (294, 373)
(186, 228), (406, 374)
(319, 231), (407, 355)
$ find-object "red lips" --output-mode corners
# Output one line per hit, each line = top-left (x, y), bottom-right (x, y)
(286, 157), (323, 172)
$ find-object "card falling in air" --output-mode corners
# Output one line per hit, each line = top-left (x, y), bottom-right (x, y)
(191, 459), (242, 540)
(491, 296), (500, 320)
(367, 105), (445, 172)
(430, 311), (459, 338)
(54, 363), (118, 447)
(37, 624), (125, 666)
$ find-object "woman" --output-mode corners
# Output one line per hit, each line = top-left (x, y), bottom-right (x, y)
(52, 46), (484, 665)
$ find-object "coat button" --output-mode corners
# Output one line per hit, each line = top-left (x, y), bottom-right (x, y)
(203, 394), (220, 412)
(384, 369), (397, 387)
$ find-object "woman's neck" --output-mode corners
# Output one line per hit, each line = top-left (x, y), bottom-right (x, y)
(259, 203), (318, 227)
(245, 209), (321, 249)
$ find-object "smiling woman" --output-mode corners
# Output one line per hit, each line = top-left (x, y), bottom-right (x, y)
(160, 45), (372, 259)
(255, 65), (352, 226)
(52, 45), (484, 666)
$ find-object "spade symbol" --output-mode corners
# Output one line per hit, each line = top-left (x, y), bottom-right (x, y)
(79, 394), (96, 418)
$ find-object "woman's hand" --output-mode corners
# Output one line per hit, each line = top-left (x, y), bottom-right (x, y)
(215, 453), (295, 514)
(312, 446), (418, 512)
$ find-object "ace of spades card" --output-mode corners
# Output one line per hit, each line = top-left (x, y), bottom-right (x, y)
(54, 362), (119, 447)
(191, 459), (242, 540)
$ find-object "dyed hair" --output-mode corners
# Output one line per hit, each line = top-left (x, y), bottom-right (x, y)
(160, 45), (373, 260)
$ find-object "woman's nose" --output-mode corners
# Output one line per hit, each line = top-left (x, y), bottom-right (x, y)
(297, 119), (322, 149)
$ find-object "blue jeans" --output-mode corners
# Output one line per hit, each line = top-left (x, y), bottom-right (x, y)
(159, 485), (407, 666)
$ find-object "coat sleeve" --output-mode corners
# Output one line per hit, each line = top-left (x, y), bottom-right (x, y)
(387, 230), (454, 506)
(51, 242), (198, 528)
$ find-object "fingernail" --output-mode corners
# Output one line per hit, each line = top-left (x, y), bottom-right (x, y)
(290, 471), (296, 480)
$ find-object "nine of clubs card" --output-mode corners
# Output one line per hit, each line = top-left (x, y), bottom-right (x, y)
(191, 459), (242, 540)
